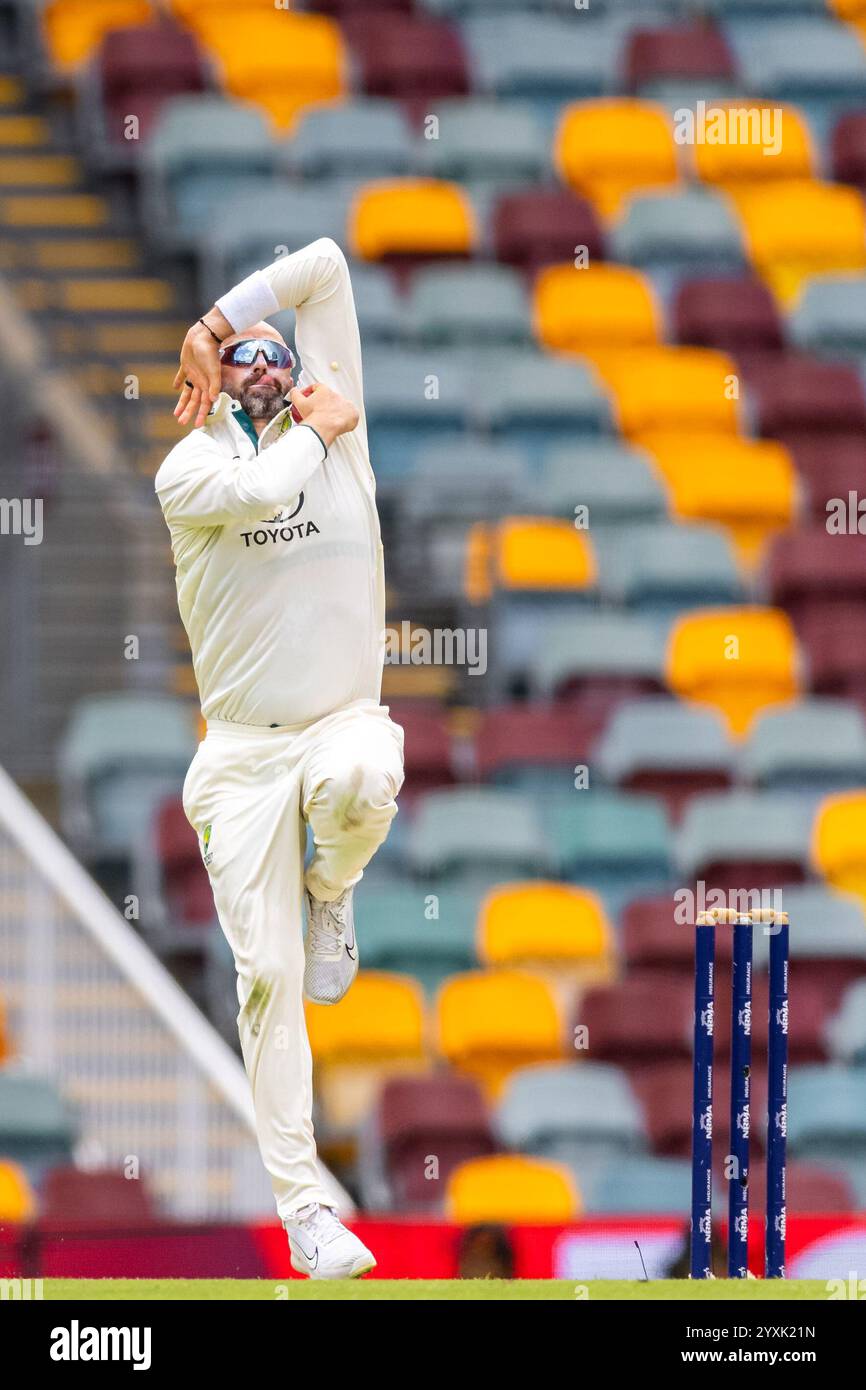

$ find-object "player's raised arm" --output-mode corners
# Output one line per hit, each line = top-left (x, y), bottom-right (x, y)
(174, 238), (363, 430)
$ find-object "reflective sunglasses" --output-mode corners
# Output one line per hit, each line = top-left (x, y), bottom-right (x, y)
(219, 338), (296, 370)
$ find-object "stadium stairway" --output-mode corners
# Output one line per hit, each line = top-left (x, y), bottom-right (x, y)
(0, 69), (186, 779)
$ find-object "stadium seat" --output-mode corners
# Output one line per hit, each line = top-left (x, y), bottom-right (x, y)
(492, 187), (606, 274)
(436, 969), (563, 1097)
(724, 17), (866, 112)
(358, 348), (472, 477)
(831, 109), (866, 191)
(742, 700), (866, 794)
(691, 102), (815, 189)
(664, 606), (801, 735)
(419, 98), (548, 184)
(349, 179), (476, 263)
(474, 703), (600, 792)
(445, 1152), (580, 1222)
(730, 180), (866, 304)
(538, 441), (668, 529)
(786, 434), (866, 522)
(476, 882), (616, 995)
(790, 273), (866, 360)
(40, 0), (153, 71)
(676, 790), (813, 889)
(593, 347), (740, 438)
(347, 265), (406, 343)
(187, 11), (347, 130)
(464, 15), (615, 104)
(744, 355), (866, 438)
(755, 884), (866, 1010)
(610, 188), (746, 279)
(58, 693), (197, 864)
(673, 275), (785, 355)
(40, 1166), (158, 1224)
(639, 432), (798, 566)
(598, 522), (746, 620)
(475, 351), (613, 449)
(812, 791), (866, 900)
(341, 12), (469, 106)
(0, 1073), (76, 1172)
(363, 1074), (496, 1212)
(383, 702), (454, 795)
(408, 787), (551, 881)
(285, 99), (415, 179)
(596, 697), (735, 818)
(470, 516), (597, 601)
(787, 1066), (866, 1165)
(352, 883), (480, 996)
(587, 1155), (691, 1214)
(827, 979), (866, 1064)
(401, 439), (531, 531)
(79, 21), (208, 166)
(529, 611), (666, 705)
(577, 975), (694, 1072)
(798, 605), (866, 705)
(622, 894), (734, 979)
(542, 788), (672, 895)
(138, 95), (277, 250)
(767, 527), (866, 627)
(305, 972), (428, 1140)
(407, 264), (530, 345)
(555, 99), (679, 217)
(497, 1061), (646, 1171)
(134, 795), (213, 949)
(533, 262), (661, 355)
(624, 23), (738, 96)
(0, 1161), (36, 1222)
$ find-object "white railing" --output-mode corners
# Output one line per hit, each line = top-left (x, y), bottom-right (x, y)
(0, 764), (350, 1218)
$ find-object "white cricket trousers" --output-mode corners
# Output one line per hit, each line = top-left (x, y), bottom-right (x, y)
(182, 698), (404, 1220)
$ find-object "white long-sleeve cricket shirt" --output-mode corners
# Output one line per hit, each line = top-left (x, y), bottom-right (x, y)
(154, 238), (385, 729)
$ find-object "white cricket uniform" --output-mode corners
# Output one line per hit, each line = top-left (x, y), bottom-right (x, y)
(155, 239), (404, 1219)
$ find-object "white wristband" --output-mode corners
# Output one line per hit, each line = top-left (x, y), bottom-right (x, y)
(215, 270), (280, 333)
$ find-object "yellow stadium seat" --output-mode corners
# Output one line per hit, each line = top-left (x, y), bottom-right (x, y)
(464, 518), (596, 603)
(41, 0), (153, 70)
(666, 607), (801, 736)
(812, 792), (866, 900)
(446, 1154), (580, 1224)
(639, 432), (799, 567)
(591, 347), (740, 438)
(533, 263), (661, 354)
(436, 969), (563, 1099)
(349, 180), (476, 262)
(0, 994), (9, 1062)
(731, 180), (866, 306)
(692, 102), (814, 189)
(305, 972), (427, 1141)
(194, 13), (346, 131)
(555, 99), (679, 217)
(477, 883), (616, 1004)
(0, 1161), (36, 1222)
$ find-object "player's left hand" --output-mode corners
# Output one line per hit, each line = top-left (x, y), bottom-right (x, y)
(173, 313), (230, 428)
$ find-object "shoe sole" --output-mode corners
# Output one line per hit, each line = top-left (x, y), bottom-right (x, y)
(290, 1251), (377, 1281)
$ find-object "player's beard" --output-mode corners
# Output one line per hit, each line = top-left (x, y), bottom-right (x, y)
(238, 380), (287, 420)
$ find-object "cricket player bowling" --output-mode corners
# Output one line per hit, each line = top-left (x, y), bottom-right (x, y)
(156, 238), (405, 1279)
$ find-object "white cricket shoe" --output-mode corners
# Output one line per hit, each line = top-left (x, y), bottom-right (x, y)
(303, 886), (358, 1005)
(286, 1204), (376, 1280)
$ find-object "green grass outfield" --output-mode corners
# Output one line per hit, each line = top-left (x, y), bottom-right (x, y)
(41, 1279), (832, 1301)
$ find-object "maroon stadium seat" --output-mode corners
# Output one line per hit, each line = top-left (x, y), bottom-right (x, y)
(97, 23), (208, 147)
(577, 974), (693, 1074)
(492, 188), (606, 274)
(341, 13), (469, 108)
(379, 1074), (496, 1210)
(475, 703), (598, 783)
(743, 354), (866, 437)
(673, 277), (785, 355)
(41, 1167), (158, 1225)
(799, 604), (866, 706)
(385, 702), (454, 796)
(156, 797), (213, 928)
(767, 526), (866, 628)
(311, 0), (412, 13)
(784, 434), (866, 522)
(622, 894), (735, 977)
(634, 1061), (770, 1160)
(832, 111), (866, 192)
(714, 973), (829, 1065)
(624, 25), (737, 92)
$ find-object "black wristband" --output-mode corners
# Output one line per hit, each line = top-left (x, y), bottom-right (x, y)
(199, 317), (225, 345)
(299, 423), (328, 459)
